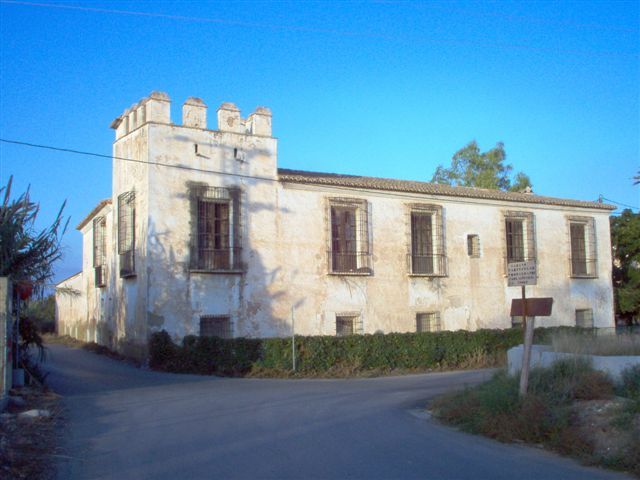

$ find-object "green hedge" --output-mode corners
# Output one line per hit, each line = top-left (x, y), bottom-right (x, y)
(148, 327), (577, 377)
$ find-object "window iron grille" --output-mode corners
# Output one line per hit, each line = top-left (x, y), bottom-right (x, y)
(336, 315), (362, 336)
(416, 312), (441, 332)
(407, 205), (446, 276)
(569, 218), (597, 278)
(328, 198), (372, 274)
(118, 192), (136, 277)
(94, 265), (106, 288)
(200, 315), (232, 338)
(504, 211), (536, 268)
(467, 234), (480, 258)
(191, 186), (242, 271)
(575, 309), (594, 328)
(93, 216), (107, 287)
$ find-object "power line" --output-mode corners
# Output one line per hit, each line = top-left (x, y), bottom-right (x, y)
(599, 195), (639, 211)
(0, 138), (279, 183)
(376, 0), (638, 33)
(4, 138), (638, 212)
(1, 0), (636, 57)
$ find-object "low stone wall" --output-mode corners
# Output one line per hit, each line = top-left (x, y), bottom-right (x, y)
(507, 344), (640, 381)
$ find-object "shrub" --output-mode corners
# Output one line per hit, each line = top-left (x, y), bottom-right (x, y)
(528, 358), (613, 403)
(617, 365), (640, 399)
(148, 326), (580, 377)
(431, 361), (617, 463)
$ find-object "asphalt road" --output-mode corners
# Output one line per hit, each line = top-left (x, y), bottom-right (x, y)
(46, 344), (630, 480)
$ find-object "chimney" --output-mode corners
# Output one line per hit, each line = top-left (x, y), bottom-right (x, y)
(182, 97), (207, 129)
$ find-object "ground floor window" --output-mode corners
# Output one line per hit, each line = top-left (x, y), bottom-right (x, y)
(336, 315), (361, 336)
(416, 312), (441, 332)
(575, 309), (594, 328)
(200, 315), (232, 338)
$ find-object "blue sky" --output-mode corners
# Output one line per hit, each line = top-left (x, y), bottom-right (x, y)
(1, 0), (638, 284)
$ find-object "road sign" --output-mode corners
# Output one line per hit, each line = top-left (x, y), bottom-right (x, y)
(507, 260), (537, 286)
(511, 297), (553, 317)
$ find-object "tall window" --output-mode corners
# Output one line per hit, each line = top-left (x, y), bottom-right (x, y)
(93, 216), (106, 287)
(200, 315), (232, 338)
(191, 186), (241, 271)
(504, 211), (535, 266)
(416, 312), (441, 332)
(329, 198), (371, 274)
(569, 217), (597, 278)
(409, 204), (446, 275)
(467, 234), (480, 258)
(118, 191), (136, 277)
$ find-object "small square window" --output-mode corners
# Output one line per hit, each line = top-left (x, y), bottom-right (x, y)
(416, 312), (441, 332)
(467, 234), (480, 258)
(200, 315), (232, 338)
(336, 315), (361, 336)
(575, 309), (594, 328)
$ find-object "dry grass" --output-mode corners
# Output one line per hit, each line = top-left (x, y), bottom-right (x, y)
(552, 331), (640, 356)
(431, 360), (640, 477)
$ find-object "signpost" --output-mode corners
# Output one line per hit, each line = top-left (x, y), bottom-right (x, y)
(507, 261), (537, 397)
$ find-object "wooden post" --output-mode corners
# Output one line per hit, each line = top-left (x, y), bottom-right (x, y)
(519, 285), (535, 397)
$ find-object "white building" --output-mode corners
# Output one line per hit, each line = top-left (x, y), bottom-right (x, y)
(56, 92), (615, 358)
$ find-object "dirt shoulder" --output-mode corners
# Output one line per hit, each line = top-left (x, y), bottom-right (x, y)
(0, 386), (66, 479)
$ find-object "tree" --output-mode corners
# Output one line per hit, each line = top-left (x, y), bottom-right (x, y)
(0, 176), (68, 289)
(432, 141), (532, 192)
(610, 209), (640, 325)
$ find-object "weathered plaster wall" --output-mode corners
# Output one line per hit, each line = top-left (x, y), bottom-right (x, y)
(144, 120), (281, 341)
(55, 272), (86, 339)
(58, 92), (615, 352)
(111, 123), (150, 355)
(268, 185), (614, 336)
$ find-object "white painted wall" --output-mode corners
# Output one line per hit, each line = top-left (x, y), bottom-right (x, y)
(56, 92), (616, 356)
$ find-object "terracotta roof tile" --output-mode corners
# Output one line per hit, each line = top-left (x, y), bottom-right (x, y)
(277, 169), (614, 211)
(76, 199), (112, 230)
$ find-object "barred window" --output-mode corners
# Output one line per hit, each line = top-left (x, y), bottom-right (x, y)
(93, 216), (107, 287)
(504, 211), (536, 266)
(568, 217), (597, 278)
(329, 198), (371, 274)
(118, 191), (136, 277)
(416, 312), (441, 332)
(467, 234), (480, 258)
(408, 204), (446, 276)
(200, 315), (232, 338)
(575, 309), (594, 328)
(191, 186), (241, 271)
(336, 314), (362, 336)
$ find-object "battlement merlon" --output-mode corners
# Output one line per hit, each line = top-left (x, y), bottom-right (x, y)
(110, 91), (171, 140)
(110, 92), (273, 139)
